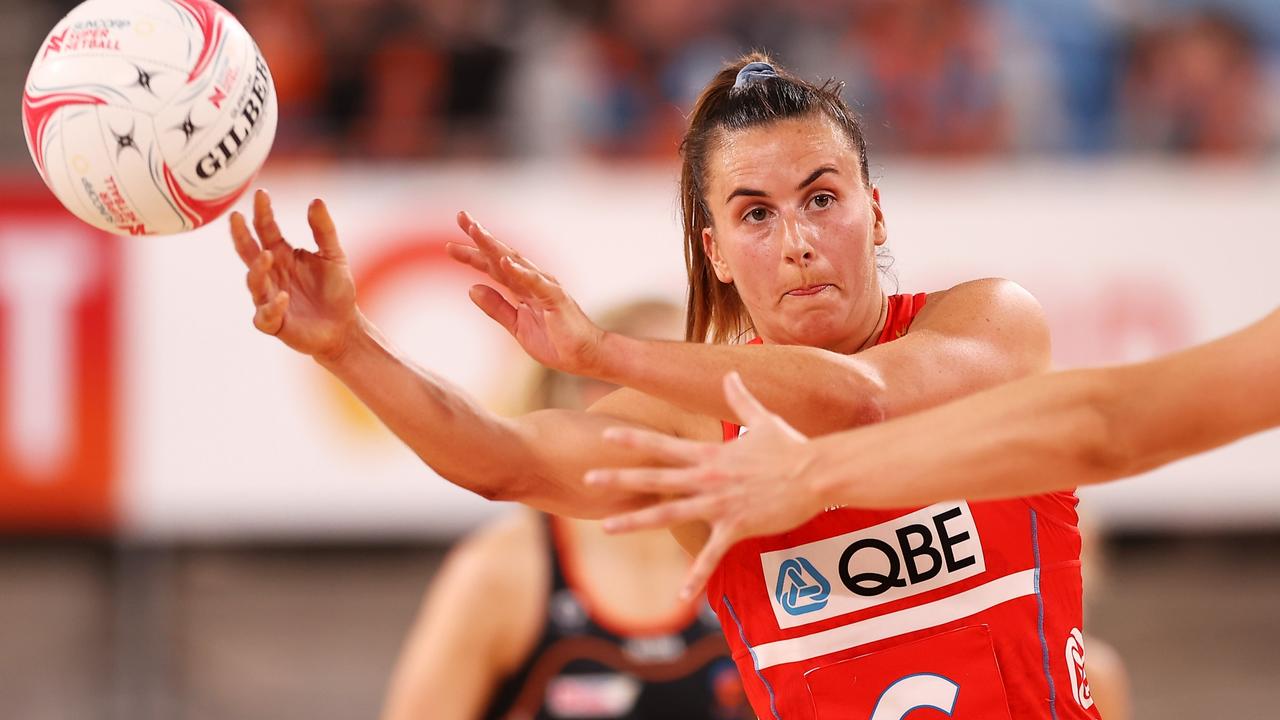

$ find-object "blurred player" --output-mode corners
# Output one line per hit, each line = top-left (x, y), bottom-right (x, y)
(1078, 520), (1131, 720)
(380, 301), (752, 720)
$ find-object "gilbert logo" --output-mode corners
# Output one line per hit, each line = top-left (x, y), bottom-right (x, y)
(774, 557), (830, 616)
(194, 54), (271, 180)
(759, 502), (986, 629)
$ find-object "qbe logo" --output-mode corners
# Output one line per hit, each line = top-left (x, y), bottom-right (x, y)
(774, 557), (831, 615)
(759, 503), (986, 629)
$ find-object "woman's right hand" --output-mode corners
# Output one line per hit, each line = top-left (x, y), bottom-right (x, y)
(229, 190), (362, 363)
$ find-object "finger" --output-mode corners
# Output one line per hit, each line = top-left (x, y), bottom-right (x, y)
(601, 426), (706, 465)
(468, 284), (518, 335)
(601, 495), (714, 534)
(455, 212), (524, 290)
(504, 247), (546, 274)
(448, 242), (516, 290)
(252, 189), (290, 252)
(681, 526), (735, 600)
(457, 212), (537, 288)
(456, 210), (517, 258)
(723, 371), (772, 427)
(246, 250), (277, 306)
(253, 290), (289, 336)
(308, 199), (346, 261)
(229, 211), (260, 268)
(445, 242), (489, 273)
(584, 466), (704, 494)
(502, 256), (562, 305)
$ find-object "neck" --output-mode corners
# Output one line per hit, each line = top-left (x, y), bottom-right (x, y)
(849, 291), (890, 353)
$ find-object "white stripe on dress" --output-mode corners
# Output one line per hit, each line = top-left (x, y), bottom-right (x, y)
(750, 568), (1038, 670)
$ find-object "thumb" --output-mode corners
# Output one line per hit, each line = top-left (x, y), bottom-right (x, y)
(723, 371), (771, 427)
(468, 284), (518, 335)
(681, 525), (733, 601)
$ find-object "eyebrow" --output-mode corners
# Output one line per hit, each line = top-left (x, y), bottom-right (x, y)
(797, 165), (838, 190)
(725, 187), (767, 203)
(724, 165), (840, 204)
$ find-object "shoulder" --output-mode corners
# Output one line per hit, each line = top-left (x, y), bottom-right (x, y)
(388, 509), (548, 708)
(916, 278), (1050, 369)
(430, 509), (548, 668)
(588, 386), (723, 443)
(441, 508), (547, 599)
(920, 278), (1045, 326)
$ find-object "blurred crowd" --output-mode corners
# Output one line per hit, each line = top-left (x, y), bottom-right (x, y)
(221, 0), (1280, 162)
(28, 0), (1280, 162)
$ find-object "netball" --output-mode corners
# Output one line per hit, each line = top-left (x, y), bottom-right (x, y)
(21, 0), (275, 236)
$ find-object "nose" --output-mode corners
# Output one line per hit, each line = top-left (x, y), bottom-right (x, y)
(780, 215), (815, 265)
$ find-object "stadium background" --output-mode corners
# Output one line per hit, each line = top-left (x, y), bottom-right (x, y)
(1, 0), (1278, 718)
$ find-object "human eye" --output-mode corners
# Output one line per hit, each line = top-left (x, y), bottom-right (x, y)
(808, 192), (836, 210)
(743, 206), (771, 224)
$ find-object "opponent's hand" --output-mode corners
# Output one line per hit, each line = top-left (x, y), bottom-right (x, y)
(447, 211), (606, 376)
(229, 190), (361, 362)
(586, 372), (824, 599)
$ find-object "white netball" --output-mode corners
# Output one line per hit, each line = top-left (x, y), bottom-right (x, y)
(22, 0), (277, 236)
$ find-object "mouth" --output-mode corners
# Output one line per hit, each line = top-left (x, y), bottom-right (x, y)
(785, 283), (834, 298)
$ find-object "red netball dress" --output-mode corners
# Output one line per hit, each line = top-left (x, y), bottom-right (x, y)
(706, 293), (1101, 720)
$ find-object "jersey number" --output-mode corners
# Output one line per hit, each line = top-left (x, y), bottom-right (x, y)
(869, 673), (959, 720)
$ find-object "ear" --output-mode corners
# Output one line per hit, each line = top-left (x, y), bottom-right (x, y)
(870, 186), (887, 247)
(702, 227), (734, 283)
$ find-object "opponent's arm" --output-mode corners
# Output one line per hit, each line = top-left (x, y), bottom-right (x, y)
(449, 214), (1048, 436)
(229, 192), (703, 518)
(807, 305), (1280, 506)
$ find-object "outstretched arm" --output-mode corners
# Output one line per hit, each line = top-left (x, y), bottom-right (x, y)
(319, 321), (698, 516)
(449, 213), (1049, 436)
(228, 192), (706, 519)
(589, 308), (1280, 596)
(596, 278), (1049, 434)
(805, 305), (1280, 505)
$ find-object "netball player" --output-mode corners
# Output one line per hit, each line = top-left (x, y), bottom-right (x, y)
(380, 301), (752, 720)
(230, 55), (1094, 719)
(588, 307), (1280, 589)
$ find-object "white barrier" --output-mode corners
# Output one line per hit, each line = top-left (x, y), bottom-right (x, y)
(5, 162), (1276, 537)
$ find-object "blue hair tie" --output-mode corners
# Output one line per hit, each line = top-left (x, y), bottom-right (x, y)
(733, 61), (777, 90)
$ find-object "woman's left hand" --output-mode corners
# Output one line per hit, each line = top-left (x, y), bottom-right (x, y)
(448, 211), (608, 376)
(586, 372), (826, 599)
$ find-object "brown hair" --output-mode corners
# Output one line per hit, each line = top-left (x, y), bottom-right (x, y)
(680, 52), (872, 343)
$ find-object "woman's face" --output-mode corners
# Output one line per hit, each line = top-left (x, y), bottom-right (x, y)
(701, 113), (886, 352)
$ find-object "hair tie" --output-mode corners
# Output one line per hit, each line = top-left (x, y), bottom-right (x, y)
(733, 61), (777, 90)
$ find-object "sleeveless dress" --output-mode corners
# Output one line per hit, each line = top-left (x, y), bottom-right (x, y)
(706, 293), (1101, 720)
(483, 515), (755, 720)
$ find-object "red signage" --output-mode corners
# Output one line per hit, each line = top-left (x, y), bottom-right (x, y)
(0, 186), (118, 532)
